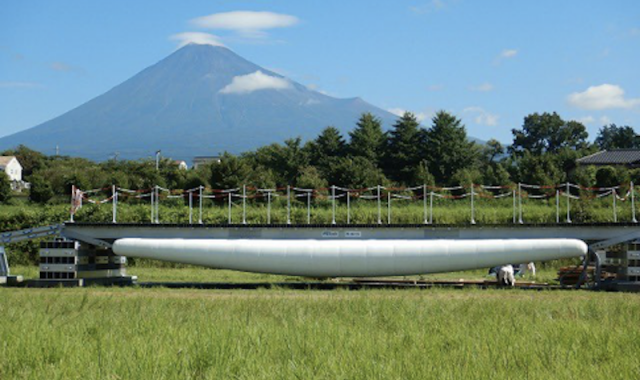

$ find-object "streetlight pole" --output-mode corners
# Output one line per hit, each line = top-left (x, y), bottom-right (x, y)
(155, 150), (161, 171)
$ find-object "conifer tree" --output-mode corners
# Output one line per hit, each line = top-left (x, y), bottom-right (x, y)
(424, 111), (478, 184)
(382, 112), (424, 185)
(349, 113), (385, 166)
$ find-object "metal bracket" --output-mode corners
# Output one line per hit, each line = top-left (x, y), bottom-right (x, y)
(590, 230), (640, 250)
(61, 230), (112, 249)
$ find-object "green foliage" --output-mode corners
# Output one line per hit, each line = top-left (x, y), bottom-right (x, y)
(306, 126), (346, 168)
(414, 161), (435, 187)
(183, 170), (208, 190)
(348, 112), (385, 166)
(482, 164), (511, 186)
(247, 166), (277, 189)
(451, 168), (483, 187)
(329, 156), (388, 188)
(249, 138), (308, 185)
(209, 152), (251, 189)
(509, 113), (594, 184)
(510, 112), (589, 155)
(296, 166), (327, 190)
(0, 172), (11, 203)
(482, 139), (504, 162)
(28, 174), (54, 204)
(595, 124), (640, 150)
(595, 166), (622, 188)
(382, 112), (423, 185)
(515, 151), (564, 186)
(571, 166), (597, 188)
(424, 111), (479, 185)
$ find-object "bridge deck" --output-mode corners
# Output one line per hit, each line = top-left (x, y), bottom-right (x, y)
(63, 222), (640, 243)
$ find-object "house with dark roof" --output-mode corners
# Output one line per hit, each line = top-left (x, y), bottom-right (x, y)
(192, 156), (221, 170)
(576, 149), (640, 168)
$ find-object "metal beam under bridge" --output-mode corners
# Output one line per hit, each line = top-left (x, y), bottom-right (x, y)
(63, 222), (640, 246)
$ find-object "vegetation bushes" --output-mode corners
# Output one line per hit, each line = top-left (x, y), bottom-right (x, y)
(0, 172), (11, 203)
(2, 112), (638, 199)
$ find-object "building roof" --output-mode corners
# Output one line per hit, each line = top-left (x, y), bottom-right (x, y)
(577, 150), (640, 165)
(0, 156), (17, 167)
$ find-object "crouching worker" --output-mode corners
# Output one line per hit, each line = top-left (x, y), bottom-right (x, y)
(517, 262), (536, 277)
(489, 264), (516, 287)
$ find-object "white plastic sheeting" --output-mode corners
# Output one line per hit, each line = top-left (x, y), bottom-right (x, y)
(112, 238), (587, 277)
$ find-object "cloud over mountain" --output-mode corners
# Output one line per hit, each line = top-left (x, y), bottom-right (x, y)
(170, 32), (225, 48)
(190, 11), (298, 38)
(220, 71), (291, 94)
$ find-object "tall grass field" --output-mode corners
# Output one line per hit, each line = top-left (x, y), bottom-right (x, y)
(1, 285), (639, 380)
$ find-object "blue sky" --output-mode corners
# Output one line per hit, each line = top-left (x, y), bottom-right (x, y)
(1, 0), (639, 146)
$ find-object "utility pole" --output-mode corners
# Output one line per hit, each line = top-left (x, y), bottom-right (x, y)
(55, 145), (59, 157)
(155, 150), (161, 171)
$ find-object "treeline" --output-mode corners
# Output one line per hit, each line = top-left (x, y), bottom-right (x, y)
(1, 110), (639, 204)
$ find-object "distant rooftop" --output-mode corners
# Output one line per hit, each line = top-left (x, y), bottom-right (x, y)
(0, 156), (17, 167)
(577, 150), (640, 166)
(192, 156), (221, 169)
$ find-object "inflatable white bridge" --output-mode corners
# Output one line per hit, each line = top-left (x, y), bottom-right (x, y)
(1, 221), (640, 290)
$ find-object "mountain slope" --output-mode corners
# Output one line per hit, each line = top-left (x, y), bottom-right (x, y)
(0, 44), (398, 160)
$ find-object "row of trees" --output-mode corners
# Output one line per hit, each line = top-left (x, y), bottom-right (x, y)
(0, 111), (638, 204)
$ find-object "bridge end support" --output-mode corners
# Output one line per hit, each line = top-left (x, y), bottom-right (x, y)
(588, 240), (640, 292)
(0, 246), (24, 287)
(28, 240), (136, 288)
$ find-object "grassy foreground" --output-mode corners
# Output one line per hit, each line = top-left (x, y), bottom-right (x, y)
(2, 269), (640, 379)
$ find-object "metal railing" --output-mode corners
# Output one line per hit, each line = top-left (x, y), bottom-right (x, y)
(69, 181), (638, 225)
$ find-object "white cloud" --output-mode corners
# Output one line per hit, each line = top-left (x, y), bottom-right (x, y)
(428, 84), (444, 91)
(463, 106), (499, 126)
(220, 70), (291, 94)
(469, 82), (494, 92)
(576, 116), (595, 125)
(170, 32), (225, 48)
(49, 61), (84, 73)
(631, 27), (640, 37)
(0, 81), (42, 89)
(600, 115), (612, 125)
(190, 11), (298, 38)
(500, 49), (518, 59)
(494, 49), (518, 65)
(387, 108), (427, 122)
(410, 0), (446, 14)
(575, 115), (613, 126)
(302, 98), (321, 106)
(568, 84), (640, 110)
(50, 62), (72, 71)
